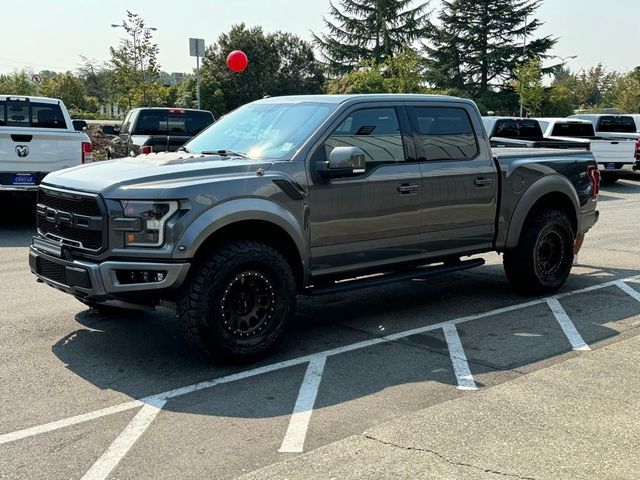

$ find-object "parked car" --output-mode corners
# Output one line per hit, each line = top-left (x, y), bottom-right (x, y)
(102, 107), (215, 159)
(569, 114), (640, 160)
(30, 94), (600, 360)
(0, 95), (93, 195)
(482, 116), (590, 151)
(537, 117), (637, 184)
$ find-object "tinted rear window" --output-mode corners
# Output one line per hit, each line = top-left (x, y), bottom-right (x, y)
(551, 122), (595, 137)
(494, 119), (542, 138)
(133, 110), (214, 136)
(410, 107), (479, 160)
(0, 99), (67, 129)
(597, 116), (637, 133)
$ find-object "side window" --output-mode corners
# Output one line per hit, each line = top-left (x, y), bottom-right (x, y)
(120, 111), (133, 135)
(410, 107), (479, 161)
(324, 107), (405, 171)
(0, 100), (5, 126)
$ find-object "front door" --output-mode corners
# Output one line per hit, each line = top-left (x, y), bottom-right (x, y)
(308, 105), (423, 276)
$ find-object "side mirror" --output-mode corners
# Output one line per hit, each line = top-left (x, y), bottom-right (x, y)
(102, 125), (119, 135)
(72, 120), (88, 131)
(319, 146), (366, 178)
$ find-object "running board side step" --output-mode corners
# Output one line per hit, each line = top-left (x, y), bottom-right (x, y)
(304, 258), (485, 296)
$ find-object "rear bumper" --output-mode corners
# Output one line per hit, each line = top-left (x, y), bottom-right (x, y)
(599, 163), (635, 174)
(580, 209), (599, 235)
(29, 245), (190, 302)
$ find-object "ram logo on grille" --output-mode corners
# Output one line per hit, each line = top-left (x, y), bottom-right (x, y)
(15, 145), (30, 157)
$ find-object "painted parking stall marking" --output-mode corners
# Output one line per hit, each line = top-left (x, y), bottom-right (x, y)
(442, 323), (477, 390)
(2, 274), (640, 479)
(279, 356), (327, 453)
(547, 298), (591, 351)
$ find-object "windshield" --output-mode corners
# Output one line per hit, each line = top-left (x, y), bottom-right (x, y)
(184, 102), (335, 160)
(133, 109), (214, 136)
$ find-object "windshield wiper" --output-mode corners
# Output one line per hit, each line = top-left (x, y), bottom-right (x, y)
(177, 146), (190, 153)
(200, 149), (247, 158)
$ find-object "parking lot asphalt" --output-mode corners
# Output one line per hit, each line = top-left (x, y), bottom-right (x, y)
(1, 175), (640, 480)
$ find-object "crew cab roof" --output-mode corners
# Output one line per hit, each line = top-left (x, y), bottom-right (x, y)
(253, 93), (466, 105)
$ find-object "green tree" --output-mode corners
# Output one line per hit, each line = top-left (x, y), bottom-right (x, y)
(200, 24), (324, 115)
(513, 58), (544, 117)
(314, 0), (431, 76)
(109, 11), (161, 108)
(425, 0), (555, 95)
(613, 67), (640, 113)
(0, 70), (38, 96)
(572, 64), (618, 109)
(40, 72), (88, 111)
(327, 48), (425, 94)
(542, 84), (574, 116)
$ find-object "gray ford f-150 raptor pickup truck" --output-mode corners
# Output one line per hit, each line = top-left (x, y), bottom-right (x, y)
(29, 94), (600, 360)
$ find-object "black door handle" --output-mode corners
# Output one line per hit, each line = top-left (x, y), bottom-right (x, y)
(397, 183), (419, 194)
(474, 178), (493, 187)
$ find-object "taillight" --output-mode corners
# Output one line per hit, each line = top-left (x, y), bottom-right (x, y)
(141, 145), (153, 155)
(587, 166), (600, 199)
(81, 141), (93, 164)
(635, 138), (640, 149)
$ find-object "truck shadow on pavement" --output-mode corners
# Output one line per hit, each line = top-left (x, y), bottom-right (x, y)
(51, 262), (640, 419)
(0, 195), (36, 248)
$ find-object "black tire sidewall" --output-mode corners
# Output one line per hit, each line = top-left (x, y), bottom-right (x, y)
(191, 244), (296, 359)
(531, 216), (573, 290)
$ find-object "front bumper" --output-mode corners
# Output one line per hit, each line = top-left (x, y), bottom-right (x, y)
(29, 245), (190, 302)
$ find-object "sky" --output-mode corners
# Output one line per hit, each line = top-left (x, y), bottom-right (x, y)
(1, 0), (639, 76)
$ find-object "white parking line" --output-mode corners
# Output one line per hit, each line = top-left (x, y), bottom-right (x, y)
(1, 274), (639, 451)
(0, 400), (143, 446)
(442, 324), (477, 390)
(547, 298), (590, 351)
(81, 399), (166, 480)
(616, 281), (640, 303)
(279, 356), (327, 453)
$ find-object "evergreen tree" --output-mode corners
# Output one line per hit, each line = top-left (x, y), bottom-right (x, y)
(314, 0), (431, 76)
(425, 0), (555, 95)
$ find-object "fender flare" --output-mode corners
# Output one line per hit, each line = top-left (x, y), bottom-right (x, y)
(504, 175), (580, 249)
(173, 198), (309, 280)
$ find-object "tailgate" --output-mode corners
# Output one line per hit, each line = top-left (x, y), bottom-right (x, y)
(0, 127), (82, 176)
(590, 139), (636, 164)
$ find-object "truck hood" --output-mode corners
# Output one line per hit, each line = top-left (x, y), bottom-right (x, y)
(42, 152), (274, 198)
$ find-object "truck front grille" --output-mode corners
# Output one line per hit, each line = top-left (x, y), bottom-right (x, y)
(36, 187), (106, 253)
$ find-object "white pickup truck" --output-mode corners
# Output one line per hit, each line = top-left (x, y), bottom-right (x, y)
(0, 95), (93, 195)
(537, 117), (637, 184)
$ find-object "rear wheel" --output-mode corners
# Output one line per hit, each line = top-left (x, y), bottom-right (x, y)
(177, 241), (296, 362)
(503, 210), (574, 294)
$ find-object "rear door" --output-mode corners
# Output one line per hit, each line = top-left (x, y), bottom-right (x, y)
(0, 98), (80, 188)
(406, 103), (498, 253)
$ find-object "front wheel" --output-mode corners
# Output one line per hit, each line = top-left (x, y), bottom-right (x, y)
(503, 210), (575, 295)
(177, 241), (297, 362)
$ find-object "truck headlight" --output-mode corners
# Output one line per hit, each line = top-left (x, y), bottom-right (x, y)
(120, 200), (178, 247)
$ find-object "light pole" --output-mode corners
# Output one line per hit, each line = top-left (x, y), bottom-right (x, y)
(519, 14), (527, 117)
(111, 23), (158, 106)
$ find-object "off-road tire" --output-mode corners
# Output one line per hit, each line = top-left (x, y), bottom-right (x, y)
(503, 210), (574, 295)
(177, 241), (297, 362)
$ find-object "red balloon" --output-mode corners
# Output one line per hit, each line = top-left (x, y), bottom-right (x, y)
(226, 50), (248, 73)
